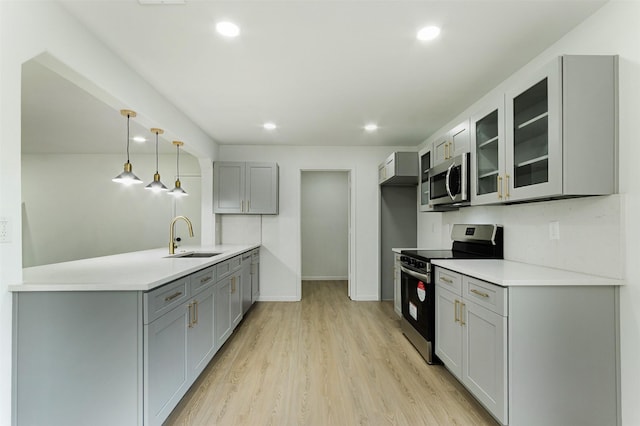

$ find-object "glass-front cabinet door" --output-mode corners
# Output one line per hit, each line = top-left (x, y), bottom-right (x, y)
(505, 57), (562, 201)
(471, 99), (505, 205)
(419, 150), (432, 211)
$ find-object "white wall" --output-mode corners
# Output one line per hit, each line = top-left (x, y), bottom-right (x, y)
(416, 2), (640, 423)
(301, 171), (349, 280)
(218, 145), (415, 302)
(21, 153), (201, 267)
(0, 3), (218, 425)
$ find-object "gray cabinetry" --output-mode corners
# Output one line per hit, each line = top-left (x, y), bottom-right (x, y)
(434, 265), (617, 426)
(251, 248), (260, 303)
(241, 251), (252, 314)
(213, 161), (279, 214)
(230, 269), (243, 328)
(213, 276), (232, 349)
(378, 152), (418, 185)
(432, 120), (470, 167)
(393, 253), (402, 316)
(471, 55), (617, 205)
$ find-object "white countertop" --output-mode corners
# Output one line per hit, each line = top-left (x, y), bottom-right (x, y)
(431, 259), (624, 287)
(10, 244), (260, 292)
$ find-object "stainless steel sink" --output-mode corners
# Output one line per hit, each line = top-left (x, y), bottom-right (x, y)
(167, 252), (222, 258)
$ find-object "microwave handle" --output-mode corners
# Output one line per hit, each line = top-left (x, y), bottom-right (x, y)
(445, 162), (455, 200)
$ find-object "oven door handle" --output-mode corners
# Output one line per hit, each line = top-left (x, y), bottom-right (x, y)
(400, 265), (430, 282)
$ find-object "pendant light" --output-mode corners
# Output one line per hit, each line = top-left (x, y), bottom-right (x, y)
(145, 128), (168, 192)
(168, 141), (188, 197)
(112, 109), (143, 185)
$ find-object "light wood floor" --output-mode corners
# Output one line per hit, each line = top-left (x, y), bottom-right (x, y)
(165, 281), (498, 426)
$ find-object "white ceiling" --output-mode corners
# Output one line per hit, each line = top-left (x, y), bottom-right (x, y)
(29, 0), (606, 152)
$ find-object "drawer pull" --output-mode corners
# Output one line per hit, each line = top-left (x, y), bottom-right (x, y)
(440, 276), (453, 284)
(454, 299), (460, 323)
(164, 291), (183, 302)
(470, 288), (490, 298)
(200, 276), (211, 284)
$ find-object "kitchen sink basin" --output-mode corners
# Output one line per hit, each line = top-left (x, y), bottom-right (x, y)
(167, 252), (222, 258)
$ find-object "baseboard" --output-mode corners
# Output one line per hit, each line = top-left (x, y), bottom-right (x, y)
(256, 295), (300, 302)
(302, 276), (348, 281)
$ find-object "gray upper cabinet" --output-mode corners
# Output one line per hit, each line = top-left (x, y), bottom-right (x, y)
(213, 162), (279, 214)
(432, 120), (470, 167)
(378, 152), (418, 185)
(471, 55), (617, 205)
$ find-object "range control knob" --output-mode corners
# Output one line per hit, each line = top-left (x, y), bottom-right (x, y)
(416, 261), (426, 269)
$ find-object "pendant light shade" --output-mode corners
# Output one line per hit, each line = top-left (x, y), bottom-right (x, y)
(112, 109), (143, 185)
(168, 141), (188, 197)
(145, 128), (168, 192)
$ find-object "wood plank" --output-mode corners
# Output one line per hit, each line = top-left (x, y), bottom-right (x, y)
(165, 281), (498, 426)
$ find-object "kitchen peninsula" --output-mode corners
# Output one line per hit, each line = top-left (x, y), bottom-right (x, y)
(10, 244), (259, 426)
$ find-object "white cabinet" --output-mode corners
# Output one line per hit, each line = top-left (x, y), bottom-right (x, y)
(471, 55), (617, 205)
(378, 152), (418, 185)
(393, 253), (402, 316)
(213, 162), (279, 214)
(432, 120), (470, 167)
(435, 268), (508, 424)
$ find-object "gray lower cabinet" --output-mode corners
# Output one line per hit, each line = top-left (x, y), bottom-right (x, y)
(12, 252), (253, 426)
(241, 252), (252, 314)
(251, 249), (260, 303)
(434, 266), (617, 426)
(393, 253), (401, 316)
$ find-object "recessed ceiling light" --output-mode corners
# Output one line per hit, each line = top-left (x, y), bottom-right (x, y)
(263, 122), (277, 130)
(133, 136), (147, 143)
(216, 21), (240, 38)
(364, 123), (379, 132)
(417, 26), (441, 41)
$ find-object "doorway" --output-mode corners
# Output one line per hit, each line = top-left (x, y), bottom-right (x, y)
(300, 170), (351, 299)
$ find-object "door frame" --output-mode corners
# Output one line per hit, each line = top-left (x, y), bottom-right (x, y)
(298, 169), (355, 300)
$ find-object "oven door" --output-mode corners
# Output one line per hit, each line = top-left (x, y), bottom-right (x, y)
(400, 265), (433, 343)
(429, 152), (469, 206)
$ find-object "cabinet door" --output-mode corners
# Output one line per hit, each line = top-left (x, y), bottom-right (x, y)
(471, 100), (506, 205)
(435, 285), (463, 379)
(144, 304), (190, 426)
(505, 57), (562, 201)
(462, 300), (508, 425)
(187, 285), (216, 382)
(214, 278), (232, 350)
(419, 150), (433, 211)
(432, 134), (450, 166)
(251, 251), (260, 303)
(449, 120), (470, 158)
(241, 254), (252, 314)
(213, 162), (245, 213)
(246, 163), (278, 214)
(230, 271), (243, 328)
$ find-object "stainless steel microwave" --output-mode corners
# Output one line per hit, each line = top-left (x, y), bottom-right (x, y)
(429, 152), (469, 206)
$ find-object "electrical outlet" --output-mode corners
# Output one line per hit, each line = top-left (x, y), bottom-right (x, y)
(549, 221), (560, 240)
(0, 217), (10, 243)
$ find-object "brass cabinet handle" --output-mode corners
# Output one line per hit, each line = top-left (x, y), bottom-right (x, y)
(460, 302), (466, 326)
(193, 300), (198, 325)
(454, 299), (460, 323)
(165, 291), (182, 302)
(497, 175), (503, 199)
(470, 288), (490, 298)
(444, 143), (449, 160)
(200, 276), (211, 284)
(440, 276), (453, 284)
(505, 174), (510, 198)
(188, 302), (194, 328)
(231, 277), (235, 293)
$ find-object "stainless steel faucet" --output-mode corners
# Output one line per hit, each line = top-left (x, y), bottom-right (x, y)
(169, 215), (194, 254)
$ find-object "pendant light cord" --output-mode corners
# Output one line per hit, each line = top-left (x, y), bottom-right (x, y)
(155, 131), (160, 173)
(126, 113), (131, 163)
(176, 144), (180, 178)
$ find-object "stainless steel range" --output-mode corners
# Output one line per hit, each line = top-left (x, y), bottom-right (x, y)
(400, 224), (503, 364)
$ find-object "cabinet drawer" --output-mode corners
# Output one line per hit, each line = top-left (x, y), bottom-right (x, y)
(434, 267), (462, 295)
(190, 266), (215, 296)
(463, 276), (507, 316)
(144, 277), (190, 324)
(216, 256), (242, 280)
